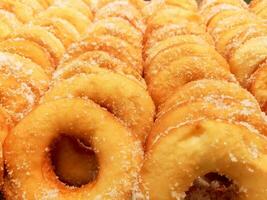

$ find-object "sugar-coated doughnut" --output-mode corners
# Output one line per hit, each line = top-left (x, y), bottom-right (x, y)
(4, 99), (143, 199)
(95, 1), (146, 33)
(60, 35), (143, 75)
(43, 69), (155, 143)
(0, 52), (49, 123)
(141, 120), (267, 199)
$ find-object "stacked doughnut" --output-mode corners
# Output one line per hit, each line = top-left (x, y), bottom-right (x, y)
(200, 0), (267, 115)
(3, 0), (155, 199)
(141, 0), (267, 199)
(248, 0), (267, 113)
(0, 2), (93, 191)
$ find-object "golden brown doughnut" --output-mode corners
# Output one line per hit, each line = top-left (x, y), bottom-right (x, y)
(4, 99), (143, 199)
(95, 1), (146, 33)
(142, 120), (267, 199)
(0, 52), (50, 123)
(60, 35), (143, 75)
(11, 24), (65, 68)
(43, 70), (155, 143)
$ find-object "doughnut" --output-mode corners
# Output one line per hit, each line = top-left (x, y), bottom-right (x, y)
(10, 24), (65, 69)
(145, 7), (204, 41)
(95, 1), (146, 33)
(60, 35), (143, 75)
(96, 0), (145, 10)
(200, 3), (242, 26)
(200, 0), (248, 9)
(147, 92), (267, 148)
(144, 43), (232, 106)
(144, 23), (214, 50)
(0, 0), (35, 23)
(4, 98), (143, 199)
(141, 120), (267, 199)
(35, 6), (92, 34)
(0, 38), (55, 75)
(43, 69), (155, 143)
(144, 35), (212, 65)
(35, 0), (50, 8)
(17, 0), (44, 12)
(142, 0), (198, 20)
(57, 52), (143, 83)
(84, 17), (143, 50)
(229, 36), (267, 87)
(207, 10), (260, 42)
(249, 64), (267, 113)
(146, 56), (236, 107)
(52, 0), (93, 20)
(32, 17), (80, 48)
(215, 23), (267, 59)
(0, 10), (22, 41)
(158, 79), (261, 118)
(0, 52), (50, 123)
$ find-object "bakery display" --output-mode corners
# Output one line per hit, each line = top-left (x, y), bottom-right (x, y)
(0, 0), (267, 199)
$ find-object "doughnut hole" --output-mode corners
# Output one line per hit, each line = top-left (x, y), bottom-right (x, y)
(185, 172), (239, 200)
(50, 135), (99, 187)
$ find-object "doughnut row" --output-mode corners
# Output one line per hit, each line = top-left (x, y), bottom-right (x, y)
(141, 0), (267, 199)
(3, 0), (156, 199)
(143, 0), (235, 107)
(0, 0), (94, 197)
(0, 2), (94, 185)
(248, 0), (267, 113)
(200, 0), (267, 114)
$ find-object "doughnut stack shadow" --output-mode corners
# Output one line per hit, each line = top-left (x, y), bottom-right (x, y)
(200, 0), (267, 115)
(141, 0), (267, 199)
(2, 0), (156, 199)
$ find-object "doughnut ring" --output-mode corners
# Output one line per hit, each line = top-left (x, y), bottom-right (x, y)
(32, 17), (80, 48)
(10, 24), (65, 69)
(215, 24), (267, 59)
(57, 53), (143, 83)
(96, 0), (145, 11)
(207, 10), (260, 42)
(229, 36), (267, 87)
(95, 1), (146, 33)
(145, 7), (204, 40)
(158, 79), (260, 118)
(144, 35), (212, 65)
(0, 0), (36, 23)
(249, 64), (267, 113)
(0, 38), (55, 75)
(144, 23), (214, 50)
(84, 17), (143, 50)
(142, 0), (198, 20)
(146, 56), (235, 106)
(35, 6), (92, 34)
(0, 52), (49, 123)
(0, 10), (22, 41)
(4, 98), (143, 199)
(200, 3), (242, 26)
(60, 35), (143, 75)
(43, 69), (155, 143)
(147, 98), (267, 150)
(51, 0), (93, 20)
(141, 119), (267, 199)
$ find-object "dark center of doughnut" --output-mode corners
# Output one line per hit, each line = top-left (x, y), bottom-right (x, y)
(50, 135), (99, 187)
(0, 192), (5, 200)
(185, 172), (239, 200)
